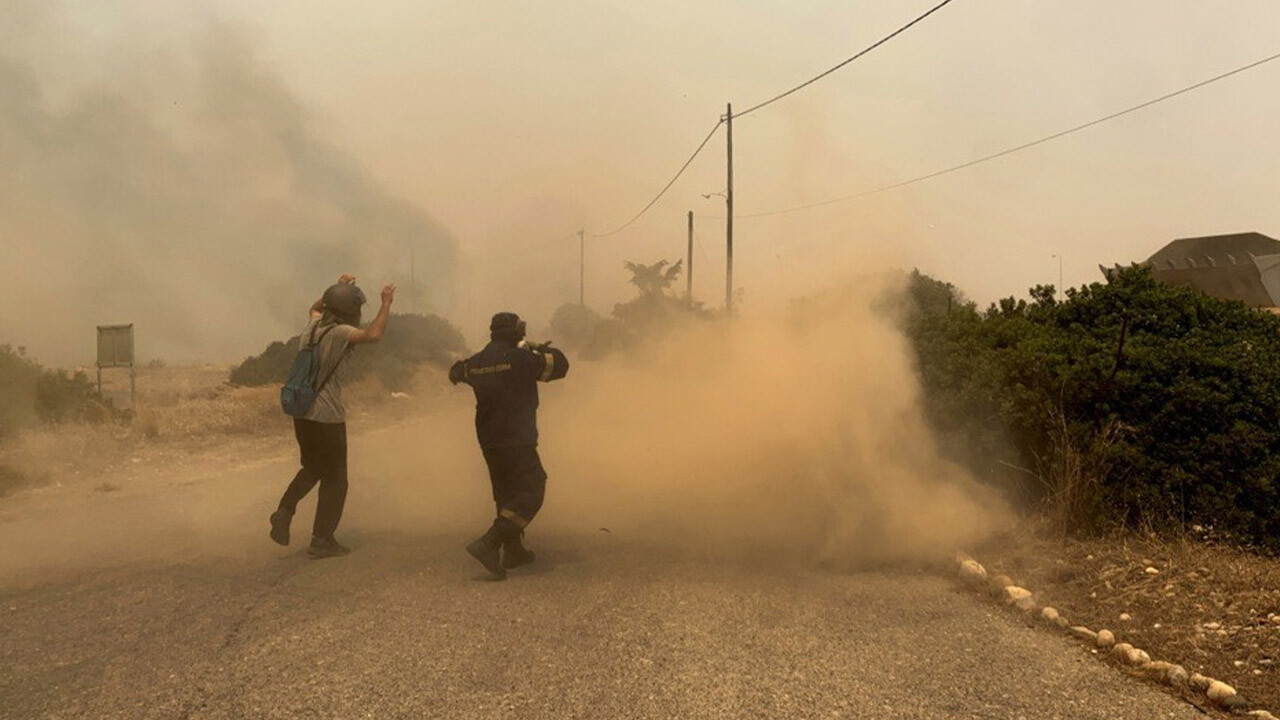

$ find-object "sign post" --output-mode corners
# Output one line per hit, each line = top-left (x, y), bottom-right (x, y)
(96, 324), (136, 409)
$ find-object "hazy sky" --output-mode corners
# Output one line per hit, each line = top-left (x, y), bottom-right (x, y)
(7, 1), (1280, 360)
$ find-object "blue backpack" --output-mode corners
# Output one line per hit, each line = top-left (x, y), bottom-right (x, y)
(280, 323), (346, 418)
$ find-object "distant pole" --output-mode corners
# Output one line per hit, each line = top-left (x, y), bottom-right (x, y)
(1053, 253), (1063, 300)
(725, 102), (734, 314)
(410, 246), (417, 313)
(578, 229), (586, 306)
(686, 211), (694, 307)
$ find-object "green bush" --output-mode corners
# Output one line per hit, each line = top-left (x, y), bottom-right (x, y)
(0, 344), (112, 440)
(0, 345), (41, 440)
(907, 266), (1280, 548)
(229, 313), (466, 391)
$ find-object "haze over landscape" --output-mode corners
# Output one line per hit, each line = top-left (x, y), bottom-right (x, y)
(3, 0), (1279, 364)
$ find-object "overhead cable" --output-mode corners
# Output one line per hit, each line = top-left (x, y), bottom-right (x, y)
(733, 0), (958, 119)
(738, 48), (1280, 219)
(592, 119), (724, 238)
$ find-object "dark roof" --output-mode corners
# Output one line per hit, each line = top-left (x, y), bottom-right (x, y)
(1150, 264), (1275, 308)
(1146, 232), (1280, 268)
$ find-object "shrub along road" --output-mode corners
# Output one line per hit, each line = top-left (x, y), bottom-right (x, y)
(0, 424), (1208, 719)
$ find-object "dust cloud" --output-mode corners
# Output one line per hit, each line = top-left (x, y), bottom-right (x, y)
(521, 273), (1008, 566)
(0, 4), (455, 366)
(0, 270), (1007, 585)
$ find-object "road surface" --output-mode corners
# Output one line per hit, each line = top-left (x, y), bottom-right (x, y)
(0, 419), (1206, 719)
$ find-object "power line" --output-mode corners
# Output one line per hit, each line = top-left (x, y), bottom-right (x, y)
(586, 0), (956, 238)
(737, 48), (1280, 219)
(733, 0), (958, 119)
(593, 119), (724, 238)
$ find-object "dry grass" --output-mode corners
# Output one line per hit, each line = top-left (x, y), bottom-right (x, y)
(0, 363), (448, 495)
(979, 520), (1280, 711)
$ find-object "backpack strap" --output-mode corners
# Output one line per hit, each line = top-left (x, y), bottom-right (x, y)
(308, 323), (336, 349)
(313, 345), (350, 396)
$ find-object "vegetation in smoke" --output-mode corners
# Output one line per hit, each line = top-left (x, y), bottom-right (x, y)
(550, 258), (711, 358)
(229, 313), (467, 391)
(905, 266), (1280, 550)
(0, 344), (113, 441)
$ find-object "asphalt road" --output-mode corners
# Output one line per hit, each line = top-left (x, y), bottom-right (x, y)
(2, 532), (1209, 720)
(0, 417), (1208, 720)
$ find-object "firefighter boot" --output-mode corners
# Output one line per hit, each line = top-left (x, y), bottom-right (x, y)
(502, 530), (536, 570)
(466, 520), (509, 580)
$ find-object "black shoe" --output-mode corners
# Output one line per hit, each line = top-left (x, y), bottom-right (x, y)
(467, 525), (507, 580)
(307, 535), (351, 559)
(502, 534), (536, 570)
(269, 509), (292, 546)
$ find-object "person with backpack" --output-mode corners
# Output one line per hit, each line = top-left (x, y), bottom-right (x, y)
(448, 312), (569, 579)
(270, 274), (396, 558)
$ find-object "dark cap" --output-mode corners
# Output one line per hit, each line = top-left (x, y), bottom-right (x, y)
(490, 312), (522, 332)
(322, 283), (367, 325)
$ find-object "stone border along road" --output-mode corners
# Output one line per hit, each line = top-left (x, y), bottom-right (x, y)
(954, 551), (1278, 719)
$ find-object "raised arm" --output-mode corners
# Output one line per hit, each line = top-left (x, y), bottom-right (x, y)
(349, 283), (396, 345)
(529, 344), (569, 382)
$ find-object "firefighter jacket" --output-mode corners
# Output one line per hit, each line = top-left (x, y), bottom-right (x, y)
(449, 341), (570, 449)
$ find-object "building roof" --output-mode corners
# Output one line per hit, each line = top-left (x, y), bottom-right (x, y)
(1146, 232), (1280, 269)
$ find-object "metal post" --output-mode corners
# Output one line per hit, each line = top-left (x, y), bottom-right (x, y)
(725, 102), (734, 314)
(578, 229), (586, 306)
(686, 211), (694, 307)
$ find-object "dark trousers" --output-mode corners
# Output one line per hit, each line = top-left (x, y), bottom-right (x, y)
(279, 419), (348, 539)
(483, 445), (547, 529)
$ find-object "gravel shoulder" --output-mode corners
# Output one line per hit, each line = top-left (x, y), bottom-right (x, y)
(979, 523), (1280, 713)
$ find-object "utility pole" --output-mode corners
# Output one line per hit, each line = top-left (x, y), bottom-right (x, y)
(686, 210), (694, 307)
(410, 245), (417, 313)
(725, 102), (734, 314)
(1052, 253), (1063, 300)
(578, 229), (586, 306)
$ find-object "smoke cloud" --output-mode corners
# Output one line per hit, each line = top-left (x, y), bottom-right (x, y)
(0, 6), (455, 365)
(527, 272), (1008, 565)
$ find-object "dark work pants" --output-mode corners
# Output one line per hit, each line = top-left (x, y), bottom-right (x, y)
(482, 445), (547, 530)
(279, 418), (348, 539)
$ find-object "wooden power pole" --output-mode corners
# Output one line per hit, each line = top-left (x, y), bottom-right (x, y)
(725, 102), (734, 314)
(578, 229), (585, 306)
(686, 210), (694, 307)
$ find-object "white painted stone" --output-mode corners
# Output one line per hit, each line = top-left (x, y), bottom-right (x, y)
(1095, 630), (1115, 648)
(1166, 665), (1189, 687)
(1124, 647), (1151, 666)
(1002, 586), (1032, 604)
(1189, 673), (1212, 691)
(1040, 607), (1060, 623)
(1070, 626), (1098, 641)
(958, 560), (988, 586)
(1207, 680), (1238, 704)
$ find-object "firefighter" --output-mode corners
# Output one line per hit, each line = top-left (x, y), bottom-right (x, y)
(449, 312), (569, 579)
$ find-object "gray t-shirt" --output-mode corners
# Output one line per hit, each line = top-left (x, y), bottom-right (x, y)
(299, 319), (357, 424)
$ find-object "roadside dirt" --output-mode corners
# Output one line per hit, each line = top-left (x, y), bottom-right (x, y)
(0, 364), (449, 498)
(978, 522), (1280, 713)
